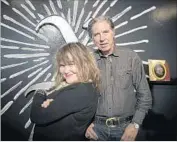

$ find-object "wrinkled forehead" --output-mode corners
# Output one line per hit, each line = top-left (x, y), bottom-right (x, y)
(92, 20), (111, 28)
(92, 20), (112, 33)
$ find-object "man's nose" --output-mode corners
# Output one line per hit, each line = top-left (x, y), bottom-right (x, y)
(100, 33), (105, 41)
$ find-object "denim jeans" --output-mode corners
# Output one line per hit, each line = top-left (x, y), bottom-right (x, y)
(93, 120), (131, 141)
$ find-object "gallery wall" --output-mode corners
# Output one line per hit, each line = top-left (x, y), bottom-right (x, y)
(1, 0), (177, 140)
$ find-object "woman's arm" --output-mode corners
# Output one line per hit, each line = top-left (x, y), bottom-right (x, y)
(30, 83), (98, 125)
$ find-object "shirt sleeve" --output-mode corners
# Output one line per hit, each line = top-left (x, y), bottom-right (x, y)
(131, 52), (152, 125)
(30, 83), (98, 125)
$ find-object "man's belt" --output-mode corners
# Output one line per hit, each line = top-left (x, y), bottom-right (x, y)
(94, 115), (133, 127)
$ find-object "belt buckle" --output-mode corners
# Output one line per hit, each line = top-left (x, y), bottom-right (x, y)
(106, 117), (119, 127)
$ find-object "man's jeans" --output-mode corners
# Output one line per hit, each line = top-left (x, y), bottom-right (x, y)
(93, 120), (131, 141)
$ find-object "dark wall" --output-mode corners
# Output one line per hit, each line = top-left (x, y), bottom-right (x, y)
(1, 0), (177, 140)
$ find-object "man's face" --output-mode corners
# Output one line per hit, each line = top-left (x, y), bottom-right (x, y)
(92, 20), (115, 55)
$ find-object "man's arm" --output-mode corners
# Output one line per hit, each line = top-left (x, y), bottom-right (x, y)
(121, 52), (152, 141)
(131, 52), (152, 125)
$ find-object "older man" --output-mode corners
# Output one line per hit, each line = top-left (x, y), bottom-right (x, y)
(85, 16), (152, 141)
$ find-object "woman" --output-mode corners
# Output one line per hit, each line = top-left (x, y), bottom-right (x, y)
(30, 42), (100, 141)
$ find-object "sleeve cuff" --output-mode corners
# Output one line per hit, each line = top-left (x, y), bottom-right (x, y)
(33, 89), (47, 101)
(35, 89), (46, 95)
(132, 109), (146, 125)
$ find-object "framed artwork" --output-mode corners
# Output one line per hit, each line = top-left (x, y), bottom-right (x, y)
(148, 59), (170, 81)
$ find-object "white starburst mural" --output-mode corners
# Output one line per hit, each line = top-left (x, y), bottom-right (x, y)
(1, 0), (157, 139)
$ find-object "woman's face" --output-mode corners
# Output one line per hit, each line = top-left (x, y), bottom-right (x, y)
(59, 54), (79, 84)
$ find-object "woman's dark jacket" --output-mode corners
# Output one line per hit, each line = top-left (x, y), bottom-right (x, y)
(30, 82), (99, 141)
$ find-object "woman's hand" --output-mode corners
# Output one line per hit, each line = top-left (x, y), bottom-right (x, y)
(41, 99), (54, 108)
(85, 123), (98, 140)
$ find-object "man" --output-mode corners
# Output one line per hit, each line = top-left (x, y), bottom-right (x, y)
(85, 16), (152, 141)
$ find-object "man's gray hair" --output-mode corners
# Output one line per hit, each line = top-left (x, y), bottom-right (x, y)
(87, 16), (114, 37)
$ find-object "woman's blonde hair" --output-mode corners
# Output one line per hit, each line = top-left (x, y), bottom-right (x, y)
(53, 42), (100, 90)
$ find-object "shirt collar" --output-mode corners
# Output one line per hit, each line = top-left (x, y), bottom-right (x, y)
(95, 46), (119, 60)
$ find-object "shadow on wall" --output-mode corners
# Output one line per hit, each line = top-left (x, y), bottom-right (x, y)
(2, 121), (27, 141)
(136, 110), (177, 141)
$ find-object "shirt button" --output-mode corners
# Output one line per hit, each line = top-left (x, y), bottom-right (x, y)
(111, 76), (114, 81)
(109, 57), (112, 62)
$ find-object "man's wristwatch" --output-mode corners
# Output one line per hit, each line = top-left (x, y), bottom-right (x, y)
(132, 122), (140, 129)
